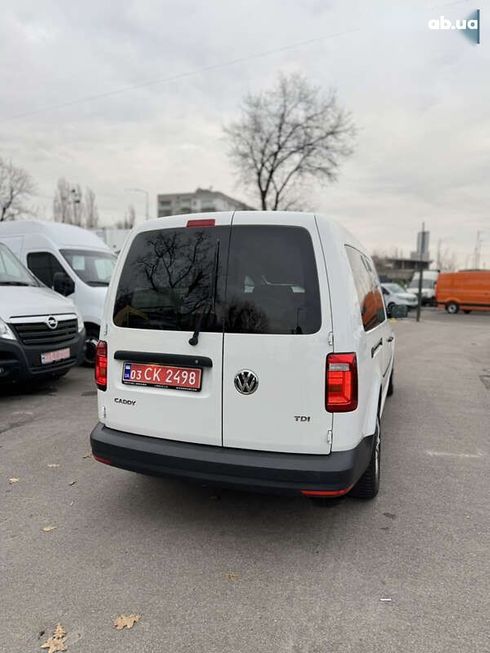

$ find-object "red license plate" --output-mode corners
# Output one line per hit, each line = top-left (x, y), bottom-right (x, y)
(122, 362), (202, 391)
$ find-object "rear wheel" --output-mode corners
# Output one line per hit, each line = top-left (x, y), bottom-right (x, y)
(349, 418), (380, 500)
(83, 326), (99, 366)
(446, 302), (459, 314)
(387, 369), (394, 397)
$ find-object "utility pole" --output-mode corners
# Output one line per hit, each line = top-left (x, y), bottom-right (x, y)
(126, 188), (149, 221)
(70, 187), (82, 226)
(473, 231), (482, 269)
(416, 221), (425, 323)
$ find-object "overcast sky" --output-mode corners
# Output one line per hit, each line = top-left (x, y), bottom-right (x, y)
(1, 0), (488, 267)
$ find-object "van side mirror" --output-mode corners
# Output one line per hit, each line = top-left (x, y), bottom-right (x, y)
(387, 304), (408, 319)
(53, 271), (75, 296)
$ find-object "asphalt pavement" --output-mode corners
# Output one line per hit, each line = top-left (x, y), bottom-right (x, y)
(1, 309), (489, 653)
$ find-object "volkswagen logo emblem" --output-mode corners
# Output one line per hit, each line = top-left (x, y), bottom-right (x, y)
(46, 316), (58, 330)
(234, 370), (259, 395)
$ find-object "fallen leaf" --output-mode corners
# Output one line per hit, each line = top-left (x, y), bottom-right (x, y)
(9, 477), (19, 484)
(47, 464), (60, 468)
(82, 453), (92, 459)
(68, 481), (77, 486)
(52, 625), (66, 639)
(42, 525), (57, 533)
(225, 572), (240, 582)
(40, 623), (67, 652)
(113, 614), (141, 630)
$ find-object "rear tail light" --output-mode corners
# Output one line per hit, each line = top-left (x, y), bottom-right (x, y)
(326, 353), (358, 412)
(95, 340), (108, 391)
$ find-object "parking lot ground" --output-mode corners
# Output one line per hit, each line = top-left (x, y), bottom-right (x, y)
(1, 310), (489, 653)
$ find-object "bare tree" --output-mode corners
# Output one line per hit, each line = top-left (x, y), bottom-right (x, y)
(53, 178), (74, 224)
(116, 204), (136, 229)
(84, 187), (99, 228)
(54, 179), (98, 227)
(224, 73), (355, 210)
(439, 248), (458, 271)
(0, 157), (36, 221)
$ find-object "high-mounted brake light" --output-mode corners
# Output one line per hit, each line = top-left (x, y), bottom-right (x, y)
(186, 219), (215, 228)
(95, 340), (108, 391)
(326, 352), (358, 412)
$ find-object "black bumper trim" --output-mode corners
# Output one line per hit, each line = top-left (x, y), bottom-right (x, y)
(0, 332), (85, 383)
(114, 350), (213, 368)
(90, 423), (374, 495)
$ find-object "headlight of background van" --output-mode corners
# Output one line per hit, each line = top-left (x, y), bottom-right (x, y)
(0, 317), (16, 340)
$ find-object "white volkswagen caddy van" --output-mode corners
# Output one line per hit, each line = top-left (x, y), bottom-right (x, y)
(91, 212), (401, 500)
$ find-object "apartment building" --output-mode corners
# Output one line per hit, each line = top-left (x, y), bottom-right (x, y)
(157, 187), (254, 217)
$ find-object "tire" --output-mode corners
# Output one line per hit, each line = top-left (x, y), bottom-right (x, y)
(445, 302), (459, 314)
(387, 369), (394, 397)
(463, 310), (472, 314)
(83, 326), (99, 366)
(387, 302), (396, 316)
(349, 417), (381, 500)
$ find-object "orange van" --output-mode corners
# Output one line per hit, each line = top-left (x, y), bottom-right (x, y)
(436, 270), (490, 314)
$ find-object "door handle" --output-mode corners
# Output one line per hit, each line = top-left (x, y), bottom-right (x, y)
(387, 336), (394, 342)
(371, 338), (383, 358)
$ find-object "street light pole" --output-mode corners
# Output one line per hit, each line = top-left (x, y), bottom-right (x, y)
(416, 221), (425, 323)
(126, 188), (150, 221)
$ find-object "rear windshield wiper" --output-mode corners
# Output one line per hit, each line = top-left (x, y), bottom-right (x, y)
(188, 240), (220, 346)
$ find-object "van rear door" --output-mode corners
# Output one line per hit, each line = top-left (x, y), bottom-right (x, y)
(222, 213), (333, 454)
(103, 214), (232, 446)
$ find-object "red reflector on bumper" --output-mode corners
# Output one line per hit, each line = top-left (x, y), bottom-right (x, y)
(93, 454), (112, 465)
(301, 485), (353, 498)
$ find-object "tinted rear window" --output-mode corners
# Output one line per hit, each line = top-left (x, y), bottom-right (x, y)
(113, 225), (321, 335)
(113, 226), (228, 332)
(225, 226), (321, 334)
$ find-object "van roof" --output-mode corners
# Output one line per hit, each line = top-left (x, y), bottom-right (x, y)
(134, 211), (368, 256)
(0, 219), (110, 251)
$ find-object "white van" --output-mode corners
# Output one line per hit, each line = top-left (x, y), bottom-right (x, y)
(91, 212), (404, 500)
(0, 242), (85, 384)
(407, 270), (439, 305)
(0, 221), (116, 364)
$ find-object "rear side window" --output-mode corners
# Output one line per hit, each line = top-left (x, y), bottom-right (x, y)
(225, 226), (321, 334)
(113, 225), (321, 335)
(345, 246), (385, 331)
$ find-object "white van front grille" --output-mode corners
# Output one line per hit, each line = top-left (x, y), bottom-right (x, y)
(11, 319), (78, 346)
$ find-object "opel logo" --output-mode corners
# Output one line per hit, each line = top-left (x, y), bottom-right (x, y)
(234, 370), (259, 395)
(46, 316), (58, 330)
